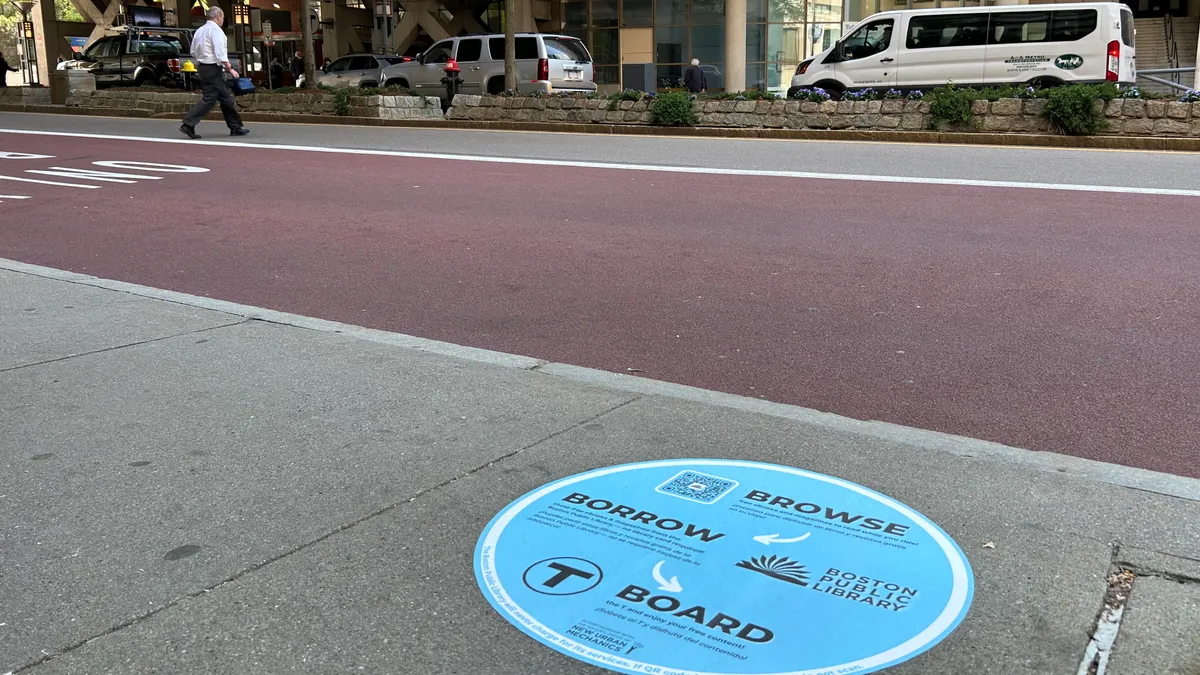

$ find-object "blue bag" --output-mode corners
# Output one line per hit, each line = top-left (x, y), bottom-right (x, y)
(230, 77), (255, 96)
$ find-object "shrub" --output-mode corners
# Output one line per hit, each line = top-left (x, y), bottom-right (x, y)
(843, 88), (880, 101)
(1043, 84), (1115, 135)
(703, 90), (781, 101)
(649, 92), (697, 126)
(331, 88), (351, 116)
(926, 83), (975, 129)
(883, 88), (905, 99)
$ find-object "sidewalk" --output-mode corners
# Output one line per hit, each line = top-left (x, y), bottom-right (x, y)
(1, 259), (1198, 675)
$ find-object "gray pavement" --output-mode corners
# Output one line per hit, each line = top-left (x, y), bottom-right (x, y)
(2, 112), (1200, 192)
(3, 260), (1200, 675)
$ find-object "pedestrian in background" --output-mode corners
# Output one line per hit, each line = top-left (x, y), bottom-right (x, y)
(0, 52), (17, 88)
(290, 50), (304, 83)
(180, 7), (248, 139)
(683, 58), (707, 94)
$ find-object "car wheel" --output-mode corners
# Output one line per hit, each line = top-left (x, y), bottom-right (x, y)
(384, 78), (410, 89)
(487, 77), (505, 95)
(134, 72), (159, 88)
(815, 81), (845, 101)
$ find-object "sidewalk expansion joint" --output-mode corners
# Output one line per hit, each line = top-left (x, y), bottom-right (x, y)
(7, 395), (640, 674)
(0, 319), (247, 374)
(1076, 543), (1135, 675)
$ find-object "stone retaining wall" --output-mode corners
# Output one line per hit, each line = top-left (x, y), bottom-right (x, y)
(0, 87), (52, 105)
(447, 94), (1200, 136)
(64, 90), (443, 119)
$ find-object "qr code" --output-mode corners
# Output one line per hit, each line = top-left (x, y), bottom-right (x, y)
(655, 470), (739, 505)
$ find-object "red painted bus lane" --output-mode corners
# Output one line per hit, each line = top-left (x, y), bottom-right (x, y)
(2, 134), (1197, 478)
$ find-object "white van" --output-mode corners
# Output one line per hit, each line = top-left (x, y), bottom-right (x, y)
(788, 2), (1135, 99)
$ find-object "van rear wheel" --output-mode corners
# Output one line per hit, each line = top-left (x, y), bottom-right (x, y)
(1026, 77), (1064, 90)
(815, 81), (845, 101)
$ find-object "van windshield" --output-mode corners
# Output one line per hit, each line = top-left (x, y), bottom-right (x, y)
(544, 37), (590, 62)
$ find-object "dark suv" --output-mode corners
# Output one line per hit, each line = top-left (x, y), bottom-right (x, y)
(64, 28), (222, 89)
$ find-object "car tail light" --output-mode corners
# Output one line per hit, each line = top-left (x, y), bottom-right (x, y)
(1106, 40), (1120, 81)
(537, 58), (549, 81)
(168, 58), (181, 73)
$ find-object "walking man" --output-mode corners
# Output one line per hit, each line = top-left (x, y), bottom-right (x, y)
(683, 58), (707, 94)
(180, 7), (248, 139)
(290, 50), (304, 84)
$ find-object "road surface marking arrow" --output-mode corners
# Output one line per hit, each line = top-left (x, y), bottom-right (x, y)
(652, 560), (683, 593)
(753, 532), (812, 545)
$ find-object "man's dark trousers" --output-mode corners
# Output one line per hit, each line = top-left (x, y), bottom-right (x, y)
(182, 63), (242, 131)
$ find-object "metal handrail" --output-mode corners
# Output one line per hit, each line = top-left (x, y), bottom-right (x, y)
(1164, 14), (1180, 84)
(1137, 73), (1193, 92)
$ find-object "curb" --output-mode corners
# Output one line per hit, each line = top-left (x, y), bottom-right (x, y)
(4, 102), (1199, 152)
(3, 256), (1198, 503)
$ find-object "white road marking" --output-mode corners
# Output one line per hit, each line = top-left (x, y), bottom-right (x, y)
(0, 195), (31, 199)
(1, 128), (1198, 198)
(0, 174), (100, 189)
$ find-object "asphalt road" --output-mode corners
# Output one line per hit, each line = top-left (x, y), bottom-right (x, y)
(2, 115), (1197, 479)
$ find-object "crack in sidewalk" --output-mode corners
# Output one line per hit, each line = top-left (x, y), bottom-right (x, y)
(8, 394), (642, 673)
(0, 320), (248, 374)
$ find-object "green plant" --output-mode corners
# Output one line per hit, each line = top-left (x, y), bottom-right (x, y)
(331, 88), (350, 116)
(927, 82), (975, 129)
(649, 91), (697, 127)
(789, 87), (831, 102)
(1043, 84), (1115, 135)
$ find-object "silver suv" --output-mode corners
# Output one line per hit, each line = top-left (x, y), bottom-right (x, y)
(298, 53), (411, 89)
(379, 33), (595, 99)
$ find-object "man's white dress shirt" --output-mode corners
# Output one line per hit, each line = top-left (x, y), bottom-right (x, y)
(191, 20), (229, 66)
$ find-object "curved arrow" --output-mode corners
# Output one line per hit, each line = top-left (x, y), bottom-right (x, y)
(753, 532), (812, 545)
(652, 560), (683, 593)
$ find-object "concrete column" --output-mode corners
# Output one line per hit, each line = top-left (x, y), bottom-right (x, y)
(512, 0), (536, 33)
(320, 0), (343, 57)
(724, 0), (745, 92)
(1194, 25), (1199, 90)
(163, 0), (192, 27)
(32, 0), (64, 86)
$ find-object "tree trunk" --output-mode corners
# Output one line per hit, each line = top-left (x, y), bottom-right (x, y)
(504, 0), (515, 92)
(300, 0), (317, 89)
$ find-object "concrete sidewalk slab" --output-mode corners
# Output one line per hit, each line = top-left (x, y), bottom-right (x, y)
(0, 270), (237, 371)
(2, 264), (1199, 675)
(1, 312), (632, 671)
(1109, 576), (1200, 675)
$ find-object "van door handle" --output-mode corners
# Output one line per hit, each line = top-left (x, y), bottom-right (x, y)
(880, 57), (894, 63)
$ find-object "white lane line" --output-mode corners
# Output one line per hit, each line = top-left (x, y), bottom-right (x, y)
(0, 195), (31, 199)
(0, 174), (100, 189)
(3, 127), (1199, 198)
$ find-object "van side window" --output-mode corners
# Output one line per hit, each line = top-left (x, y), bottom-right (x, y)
(989, 12), (1049, 44)
(906, 14), (987, 49)
(840, 19), (894, 61)
(1048, 10), (1097, 42)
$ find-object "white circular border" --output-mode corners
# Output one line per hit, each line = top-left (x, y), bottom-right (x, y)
(477, 459), (973, 675)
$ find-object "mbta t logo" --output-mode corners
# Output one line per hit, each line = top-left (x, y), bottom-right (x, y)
(522, 557), (604, 596)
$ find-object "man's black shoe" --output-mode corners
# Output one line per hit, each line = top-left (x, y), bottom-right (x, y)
(230, 127), (250, 137)
(179, 124), (201, 140)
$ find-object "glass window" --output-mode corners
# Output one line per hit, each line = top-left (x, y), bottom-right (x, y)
(594, 64), (620, 84)
(700, 62), (723, 89)
(691, 0), (724, 25)
(348, 56), (375, 70)
(591, 29), (619, 64)
(769, 0), (805, 23)
(746, 24), (765, 63)
(592, 0), (618, 27)
(128, 35), (183, 54)
(747, 0), (766, 23)
(691, 26), (723, 64)
(456, 38), (483, 62)
(988, 12), (1050, 45)
(906, 13), (987, 49)
(623, 0), (652, 27)
(1048, 9), (1098, 42)
(545, 37), (590, 60)
(1120, 9), (1134, 46)
(516, 37), (538, 59)
(326, 56), (353, 71)
(489, 37), (504, 60)
(657, 63), (683, 89)
(656, 26), (687, 63)
(839, 18), (892, 60)
(656, 0), (687, 25)
(746, 62), (765, 90)
(423, 41), (454, 63)
(85, 38), (114, 58)
(562, 0), (587, 29)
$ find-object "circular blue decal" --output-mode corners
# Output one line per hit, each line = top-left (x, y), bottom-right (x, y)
(475, 459), (973, 675)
